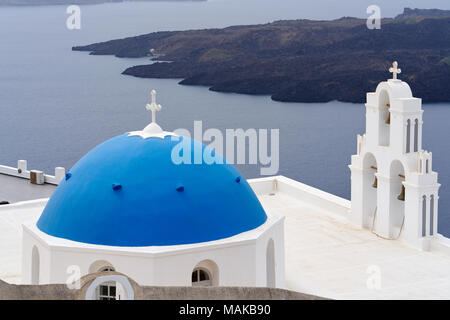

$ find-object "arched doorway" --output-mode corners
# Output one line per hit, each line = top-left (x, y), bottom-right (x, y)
(191, 260), (219, 286)
(31, 246), (40, 285)
(266, 239), (275, 288)
(389, 160), (406, 238)
(362, 153), (378, 228)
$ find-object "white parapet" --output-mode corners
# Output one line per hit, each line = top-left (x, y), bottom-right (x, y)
(249, 176), (351, 218)
(0, 160), (65, 186)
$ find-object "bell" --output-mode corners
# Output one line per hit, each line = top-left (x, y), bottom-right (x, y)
(385, 112), (391, 125)
(397, 185), (405, 201)
(372, 177), (378, 188)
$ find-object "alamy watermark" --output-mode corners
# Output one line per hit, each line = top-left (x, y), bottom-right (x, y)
(170, 121), (280, 176)
(367, 5), (381, 30)
(366, 264), (381, 290)
(66, 264), (81, 290)
(66, 5), (81, 30)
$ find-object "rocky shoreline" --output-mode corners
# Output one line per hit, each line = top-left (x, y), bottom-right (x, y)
(73, 9), (450, 103)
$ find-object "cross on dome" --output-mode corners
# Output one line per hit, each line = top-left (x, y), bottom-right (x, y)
(128, 89), (176, 139)
(389, 61), (401, 80)
(146, 89), (162, 124)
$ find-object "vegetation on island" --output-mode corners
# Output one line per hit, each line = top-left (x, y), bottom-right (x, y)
(73, 8), (450, 103)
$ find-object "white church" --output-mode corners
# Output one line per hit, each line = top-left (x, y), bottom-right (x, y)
(1, 62), (450, 300)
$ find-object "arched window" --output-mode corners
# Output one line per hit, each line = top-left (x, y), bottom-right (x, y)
(430, 195), (435, 236)
(86, 275), (134, 300)
(406, 119), (411, 153)
(414, 119), (419, 152)
(422, 196), (427, 237)
(100, 266), (115, 272)
(97, 266), (117, 300)
(88, 260), (114, 274)
(192, 268), (212, 286)
(426, 159), (430, 174)
(31, 246), (40, 285)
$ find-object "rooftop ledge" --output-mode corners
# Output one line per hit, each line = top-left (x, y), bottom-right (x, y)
(0, 161), (62, 204)
(0, 160), (65, 186)
(249, 176), (450, 300)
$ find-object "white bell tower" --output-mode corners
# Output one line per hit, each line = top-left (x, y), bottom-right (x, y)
(349, 62), (440, 250)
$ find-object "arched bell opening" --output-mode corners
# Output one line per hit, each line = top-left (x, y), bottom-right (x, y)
(389, 160), (406, 238)
(378, 90), (391, 146)
(362, 153), (378, 228)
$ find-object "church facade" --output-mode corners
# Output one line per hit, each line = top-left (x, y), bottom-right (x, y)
(21, 91), (285, 291)
(2, 62), (450, 299)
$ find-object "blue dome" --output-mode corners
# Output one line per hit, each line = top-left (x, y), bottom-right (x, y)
(37, 133), (267, 247)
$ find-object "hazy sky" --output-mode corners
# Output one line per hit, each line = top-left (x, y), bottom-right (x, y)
(2, 1), (449, 22)
(334, 0), (450, 18)
(230, 0), (450, 20)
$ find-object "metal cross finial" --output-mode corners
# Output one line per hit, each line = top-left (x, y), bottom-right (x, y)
(146, 89), (162, 123)
(389, 61), (402, 80)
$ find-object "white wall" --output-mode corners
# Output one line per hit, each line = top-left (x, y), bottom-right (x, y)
(22, 212), (285, 288)
(21, 229), (52, 285)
